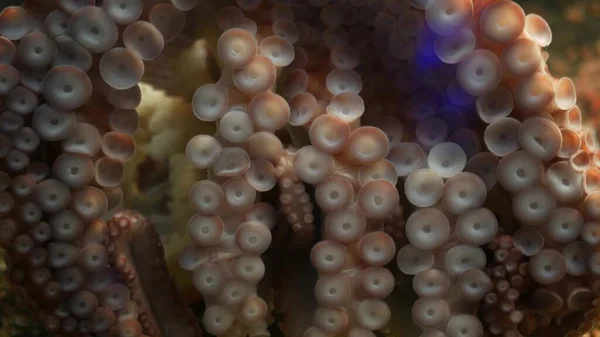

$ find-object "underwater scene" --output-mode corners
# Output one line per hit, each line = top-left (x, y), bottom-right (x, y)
(0, 0), (600, 337)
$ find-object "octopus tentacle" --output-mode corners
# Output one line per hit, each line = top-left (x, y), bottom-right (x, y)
(106, 210), (200, 337)
(1, 209), (198, 337)
(179, 3), (307, 336)
(0, 0), (201, 336)
(3, 1), (600, 337)
(179, 200), (274, 337)
(275, 148), (315, 245)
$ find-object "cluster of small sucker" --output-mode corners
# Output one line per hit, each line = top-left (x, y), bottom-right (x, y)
(0, 0), (187, 337)
(0, 0), (600, 337)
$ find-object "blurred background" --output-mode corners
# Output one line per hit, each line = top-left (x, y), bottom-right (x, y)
(0, 0), (599, 336)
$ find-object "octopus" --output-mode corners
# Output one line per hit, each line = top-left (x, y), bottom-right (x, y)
(0, 1), (598, 337)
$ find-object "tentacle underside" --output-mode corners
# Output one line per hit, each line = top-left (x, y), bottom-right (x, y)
(107, 211), (200, 337)
(0, 1), (200, 337)
(1, 1), (600, 337)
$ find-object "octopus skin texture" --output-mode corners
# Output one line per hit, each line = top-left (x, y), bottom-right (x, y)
(0, 1), (599, 337)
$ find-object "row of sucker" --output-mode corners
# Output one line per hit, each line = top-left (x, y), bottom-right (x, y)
(180, 2), (294, 337)
(0, 1), (196, 337)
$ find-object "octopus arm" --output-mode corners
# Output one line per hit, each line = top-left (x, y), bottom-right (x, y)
(107, 210), (201, 337)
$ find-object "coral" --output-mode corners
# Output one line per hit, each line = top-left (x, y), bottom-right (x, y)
(0, 0), (599, 337)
